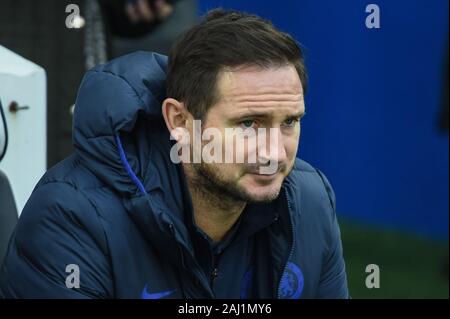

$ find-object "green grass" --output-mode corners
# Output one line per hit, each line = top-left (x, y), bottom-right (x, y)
(340, 220), (449, 299)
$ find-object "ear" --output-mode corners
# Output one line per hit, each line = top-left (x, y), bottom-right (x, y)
(162, 98), (192, 142)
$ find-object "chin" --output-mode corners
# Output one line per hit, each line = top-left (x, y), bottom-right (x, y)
(243, 171), (284, 186)
(245, 188), (281, 203)
(239, 178), (283, 203)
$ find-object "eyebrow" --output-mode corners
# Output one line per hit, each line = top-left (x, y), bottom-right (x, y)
(286, 111), (306, 119)
(231, 110), (306, 120)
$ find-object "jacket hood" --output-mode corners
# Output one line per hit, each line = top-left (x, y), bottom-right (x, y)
(73, 51), (171, 196)
(72, 52), (204, 270)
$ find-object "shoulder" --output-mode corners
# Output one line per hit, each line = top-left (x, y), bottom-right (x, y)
(17, 155), (110, 254)
(287, 157), (336, 211)
(285, 158), (338, 241)
(37, 154), (105, 191)
(1, 168), (114, 297)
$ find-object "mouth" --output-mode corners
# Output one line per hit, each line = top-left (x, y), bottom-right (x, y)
(247, 171), (279, 182)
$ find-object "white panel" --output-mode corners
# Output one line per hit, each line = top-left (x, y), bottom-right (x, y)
(0, 45), (47, 215)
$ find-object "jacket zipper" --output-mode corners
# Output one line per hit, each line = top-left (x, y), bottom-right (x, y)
(277, 187), (295, 299)
(169, 223), (214, 298)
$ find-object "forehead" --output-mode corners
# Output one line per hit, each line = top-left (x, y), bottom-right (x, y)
(221, 64), (302, 95)
(212, 64), (304, 116)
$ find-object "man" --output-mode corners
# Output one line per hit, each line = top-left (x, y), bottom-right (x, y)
(0, 9), (349, 298)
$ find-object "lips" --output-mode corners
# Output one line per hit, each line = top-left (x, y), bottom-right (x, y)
(247, 168), (281, 176)
(245, 163), (286, 176)
(247, 172), (279, 183)
(249, 172), (277, 176)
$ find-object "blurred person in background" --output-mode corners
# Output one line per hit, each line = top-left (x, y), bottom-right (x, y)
(99, 0), (197, 57)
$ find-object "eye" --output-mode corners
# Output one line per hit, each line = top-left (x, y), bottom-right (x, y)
(239, 119), (256, 129)
(283, 117), (300, 127)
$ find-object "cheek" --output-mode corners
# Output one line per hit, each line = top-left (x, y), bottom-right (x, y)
(285, 132), (300, 159)
(213, 162), (244, 179)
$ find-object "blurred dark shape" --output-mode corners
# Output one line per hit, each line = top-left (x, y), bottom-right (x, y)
(0, 100), (18, 267)
(100, 0), (175, 38)
(437, 48), (449, 282)
(0, 170), (17, 267)
(438, 50), (449, 132)
(99, 0), (197, 57)
(0, 100), (7, 163)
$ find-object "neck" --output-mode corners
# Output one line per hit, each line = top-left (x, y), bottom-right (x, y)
(183, 164), (246, 242)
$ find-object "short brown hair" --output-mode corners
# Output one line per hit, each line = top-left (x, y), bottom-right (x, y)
(166, 9), (307, 120)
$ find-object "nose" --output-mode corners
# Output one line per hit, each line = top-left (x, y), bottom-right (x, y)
(257, 128), (287, 173)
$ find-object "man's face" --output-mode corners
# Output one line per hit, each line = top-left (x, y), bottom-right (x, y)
(188, 64), (305, 203)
